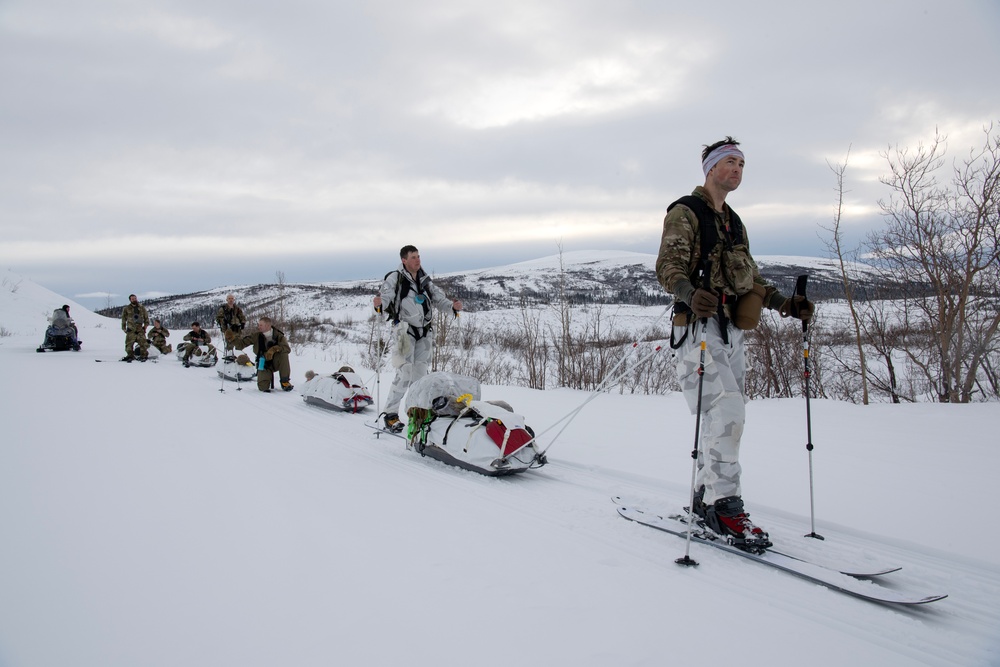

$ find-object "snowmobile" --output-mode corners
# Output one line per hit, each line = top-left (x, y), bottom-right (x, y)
(301, 366), (374, 413)
(398, 371), (546, 476)
(37, 327), (81, 352)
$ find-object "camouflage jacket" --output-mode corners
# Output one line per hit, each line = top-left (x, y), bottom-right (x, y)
(183, 329), (212, 345)
(655, 186), (779, 315)
(234, 327), (290, 360)
(121, 303), (149, 332)
(216, 304), (247, 332)
(147, 325), (170, 345)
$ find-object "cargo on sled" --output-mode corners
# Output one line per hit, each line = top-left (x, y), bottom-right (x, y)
(398, 372), (547, 476)
(301, 366), (374, 413)
(218, 353), (258, 382)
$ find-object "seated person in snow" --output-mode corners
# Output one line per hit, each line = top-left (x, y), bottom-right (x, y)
(146, 319), (172, 354)
(181, 322), (215, 365)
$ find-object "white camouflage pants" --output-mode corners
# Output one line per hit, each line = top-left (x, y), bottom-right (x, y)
(383, 324), (433, 415)
(674, 318), (747, 505)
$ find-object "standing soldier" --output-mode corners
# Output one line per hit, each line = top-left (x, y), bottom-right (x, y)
(216, 294), (247, 337)
(120, 294), (150, 361)
(656, 137), (813, 551)
(372, 245), (462, 432)
(227, 316), (293, 393)
(147, 318), (172, 355)
(216, 293), (247, 360)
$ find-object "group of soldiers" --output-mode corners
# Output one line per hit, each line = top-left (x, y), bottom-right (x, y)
(120, 293), (294, 392)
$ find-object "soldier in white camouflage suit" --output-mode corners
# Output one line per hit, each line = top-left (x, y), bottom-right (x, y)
(656, 137), (813, 550)
(372, 245), (463, 433)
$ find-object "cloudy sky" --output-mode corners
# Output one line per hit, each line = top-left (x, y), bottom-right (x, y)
(2, 0), (998, 308)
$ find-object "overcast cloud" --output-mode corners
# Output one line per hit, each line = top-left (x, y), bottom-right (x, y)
(2, 0), (998, 307)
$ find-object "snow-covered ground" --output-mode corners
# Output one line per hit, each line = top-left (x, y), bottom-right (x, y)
(1, 272), (999, 667)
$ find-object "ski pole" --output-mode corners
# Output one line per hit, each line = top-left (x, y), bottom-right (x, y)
(677, 261), (713, 567)
(371, 301), (393, 433)
(219, 330), (227, 394)
(796, 274), (824, 540)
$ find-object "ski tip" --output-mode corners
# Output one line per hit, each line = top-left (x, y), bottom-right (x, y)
(843, 566), (903, 578)
(914, 594), (948, 605)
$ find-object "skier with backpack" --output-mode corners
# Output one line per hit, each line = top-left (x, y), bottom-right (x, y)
(656, 137), (814, 552)
(373, 245), (463, 433)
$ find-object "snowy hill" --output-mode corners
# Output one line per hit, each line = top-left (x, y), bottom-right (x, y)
(1, 270), (999, 667)
(102, 250), (880, 326)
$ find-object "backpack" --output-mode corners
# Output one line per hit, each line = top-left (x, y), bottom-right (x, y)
(381, 269), (431, 325)
(667, 195), (745, 348)
(667, 195), (745, 300)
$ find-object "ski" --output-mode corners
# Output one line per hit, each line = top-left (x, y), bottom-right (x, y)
(365, 422), (407, 441)
(95, 357), (158, 363)
(664, 513), (901, 578)
(612, 495), (899, 578)
(615, 502), (946, 605)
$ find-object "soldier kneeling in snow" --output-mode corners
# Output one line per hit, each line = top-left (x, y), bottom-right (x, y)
(227, 316), (293, 393)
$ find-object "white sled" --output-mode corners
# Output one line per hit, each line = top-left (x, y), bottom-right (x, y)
(218, 354), (257, 382)
(176, 344), (218, 367)
(398, 371), (546, 476)
(301, 368), (374, 413)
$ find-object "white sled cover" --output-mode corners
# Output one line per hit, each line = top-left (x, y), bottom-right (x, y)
(301, 370), (373, 413)
(399, 372), (545, 476)
(176, 344), (218, 367)
(218, 354), (257, 382)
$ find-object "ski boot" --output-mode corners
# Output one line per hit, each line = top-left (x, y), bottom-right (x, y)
(382, 412), (404, 434)
(700, 495), (772, 553)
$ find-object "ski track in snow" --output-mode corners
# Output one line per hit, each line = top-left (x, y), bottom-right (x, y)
(2, 286), (1000, 666)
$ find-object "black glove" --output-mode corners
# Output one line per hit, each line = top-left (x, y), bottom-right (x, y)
(690, 288), (719, 319)
(779, 295), (815, 321)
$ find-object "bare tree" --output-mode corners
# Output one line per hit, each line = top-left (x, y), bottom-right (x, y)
(820, 146), (871, 404)
(867, 124), (1000, 402)
(518, 293), (548, 389)
(275, 270), (287, 329)
(745, 312), (805, 398)
(552, 242), (573, 387)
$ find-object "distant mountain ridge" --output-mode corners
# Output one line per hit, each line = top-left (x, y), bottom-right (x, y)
(98, 250), (875, 326)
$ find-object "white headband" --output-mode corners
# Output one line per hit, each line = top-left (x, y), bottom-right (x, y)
(702, 145), (745, 176)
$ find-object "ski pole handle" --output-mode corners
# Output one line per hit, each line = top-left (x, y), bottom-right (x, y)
(795, 274), (809, 333)
(699, 260), (713, 322)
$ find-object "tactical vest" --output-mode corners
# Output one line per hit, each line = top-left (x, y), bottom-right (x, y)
(668, 195), (745, 347)
(382, 269), (433, 340)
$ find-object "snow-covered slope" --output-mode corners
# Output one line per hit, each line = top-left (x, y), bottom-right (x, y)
(115, 250), (881, 325)
(1, 272), (998, 667)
